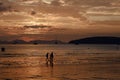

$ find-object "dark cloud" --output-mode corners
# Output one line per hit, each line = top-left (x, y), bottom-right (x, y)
(51, 0), (62, 6)
(24, 25), (52, 29)
(63, 0), (119, 6)
(0, 0), (119, 41)
(31, 11), (36, 15)
(0, 2), (3, 5)
(0, 3), (11, 12)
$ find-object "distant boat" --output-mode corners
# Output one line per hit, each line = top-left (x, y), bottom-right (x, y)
(55, 41), (58, 44)
(1, 47), (5, 52)
(75, 43), (79, 45)
(33, 42), (38, 45)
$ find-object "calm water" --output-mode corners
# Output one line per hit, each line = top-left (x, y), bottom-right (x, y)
(0, 44), (120, 80)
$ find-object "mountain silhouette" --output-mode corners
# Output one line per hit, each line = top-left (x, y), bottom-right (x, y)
(0, 39), (65, 44)
(11, 40), (27, 44)
(69, 36), (120, 44)
(29, 40), (65, 44)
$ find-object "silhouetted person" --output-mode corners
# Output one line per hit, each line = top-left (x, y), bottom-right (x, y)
(1, 47), (5, 52)
(46, 53), (49, 60)
(46, 53), (49, 66)
(50, 52), (54, 67)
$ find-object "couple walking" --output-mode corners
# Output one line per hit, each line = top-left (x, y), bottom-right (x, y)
(46, 52), (54, 66)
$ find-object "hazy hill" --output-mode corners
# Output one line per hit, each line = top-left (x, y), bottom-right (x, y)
(0, 39), (65, 44)
(0, 40), (9, 44)
(10, 40), (27, 44)
(69, 36), (120, 44)
(29, 40), (65, 44)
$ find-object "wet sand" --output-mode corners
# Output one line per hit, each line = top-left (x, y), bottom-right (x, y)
(0, 64), (120, 80)
(0, 54), (120, 80)
(0, 44), (120, 80)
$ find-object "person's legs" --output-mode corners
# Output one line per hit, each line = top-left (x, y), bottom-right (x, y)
(50, 58), (53, 67)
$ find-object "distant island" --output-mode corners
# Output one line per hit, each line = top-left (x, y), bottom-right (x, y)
(0, 36), (120, 44)
(0, 40), (65, 44)
(69, 36), (120, 44)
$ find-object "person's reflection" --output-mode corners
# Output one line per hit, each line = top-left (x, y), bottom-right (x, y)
(46, 61), (49, 67)
(50, 62), (53, 67)
(50, 63), (54, 77)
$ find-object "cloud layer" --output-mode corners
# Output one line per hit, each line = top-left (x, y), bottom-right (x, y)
(0, 0), (120, 41)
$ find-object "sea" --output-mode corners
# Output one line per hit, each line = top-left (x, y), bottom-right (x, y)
(0, 44), (120, 80)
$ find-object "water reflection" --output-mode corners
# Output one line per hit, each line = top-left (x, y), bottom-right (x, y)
(0, 60), (120, 80)
(0, 44), (120, 80)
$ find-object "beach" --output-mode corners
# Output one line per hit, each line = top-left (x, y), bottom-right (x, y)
(0, 44), (120, 80)
(0, 62), (119, 80)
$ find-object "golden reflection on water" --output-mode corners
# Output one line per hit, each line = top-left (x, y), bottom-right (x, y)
(0, 60), (120, 80)
(0, 44), (120, 80)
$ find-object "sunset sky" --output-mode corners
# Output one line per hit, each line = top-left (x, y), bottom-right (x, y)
(0, 0), (120, 42)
